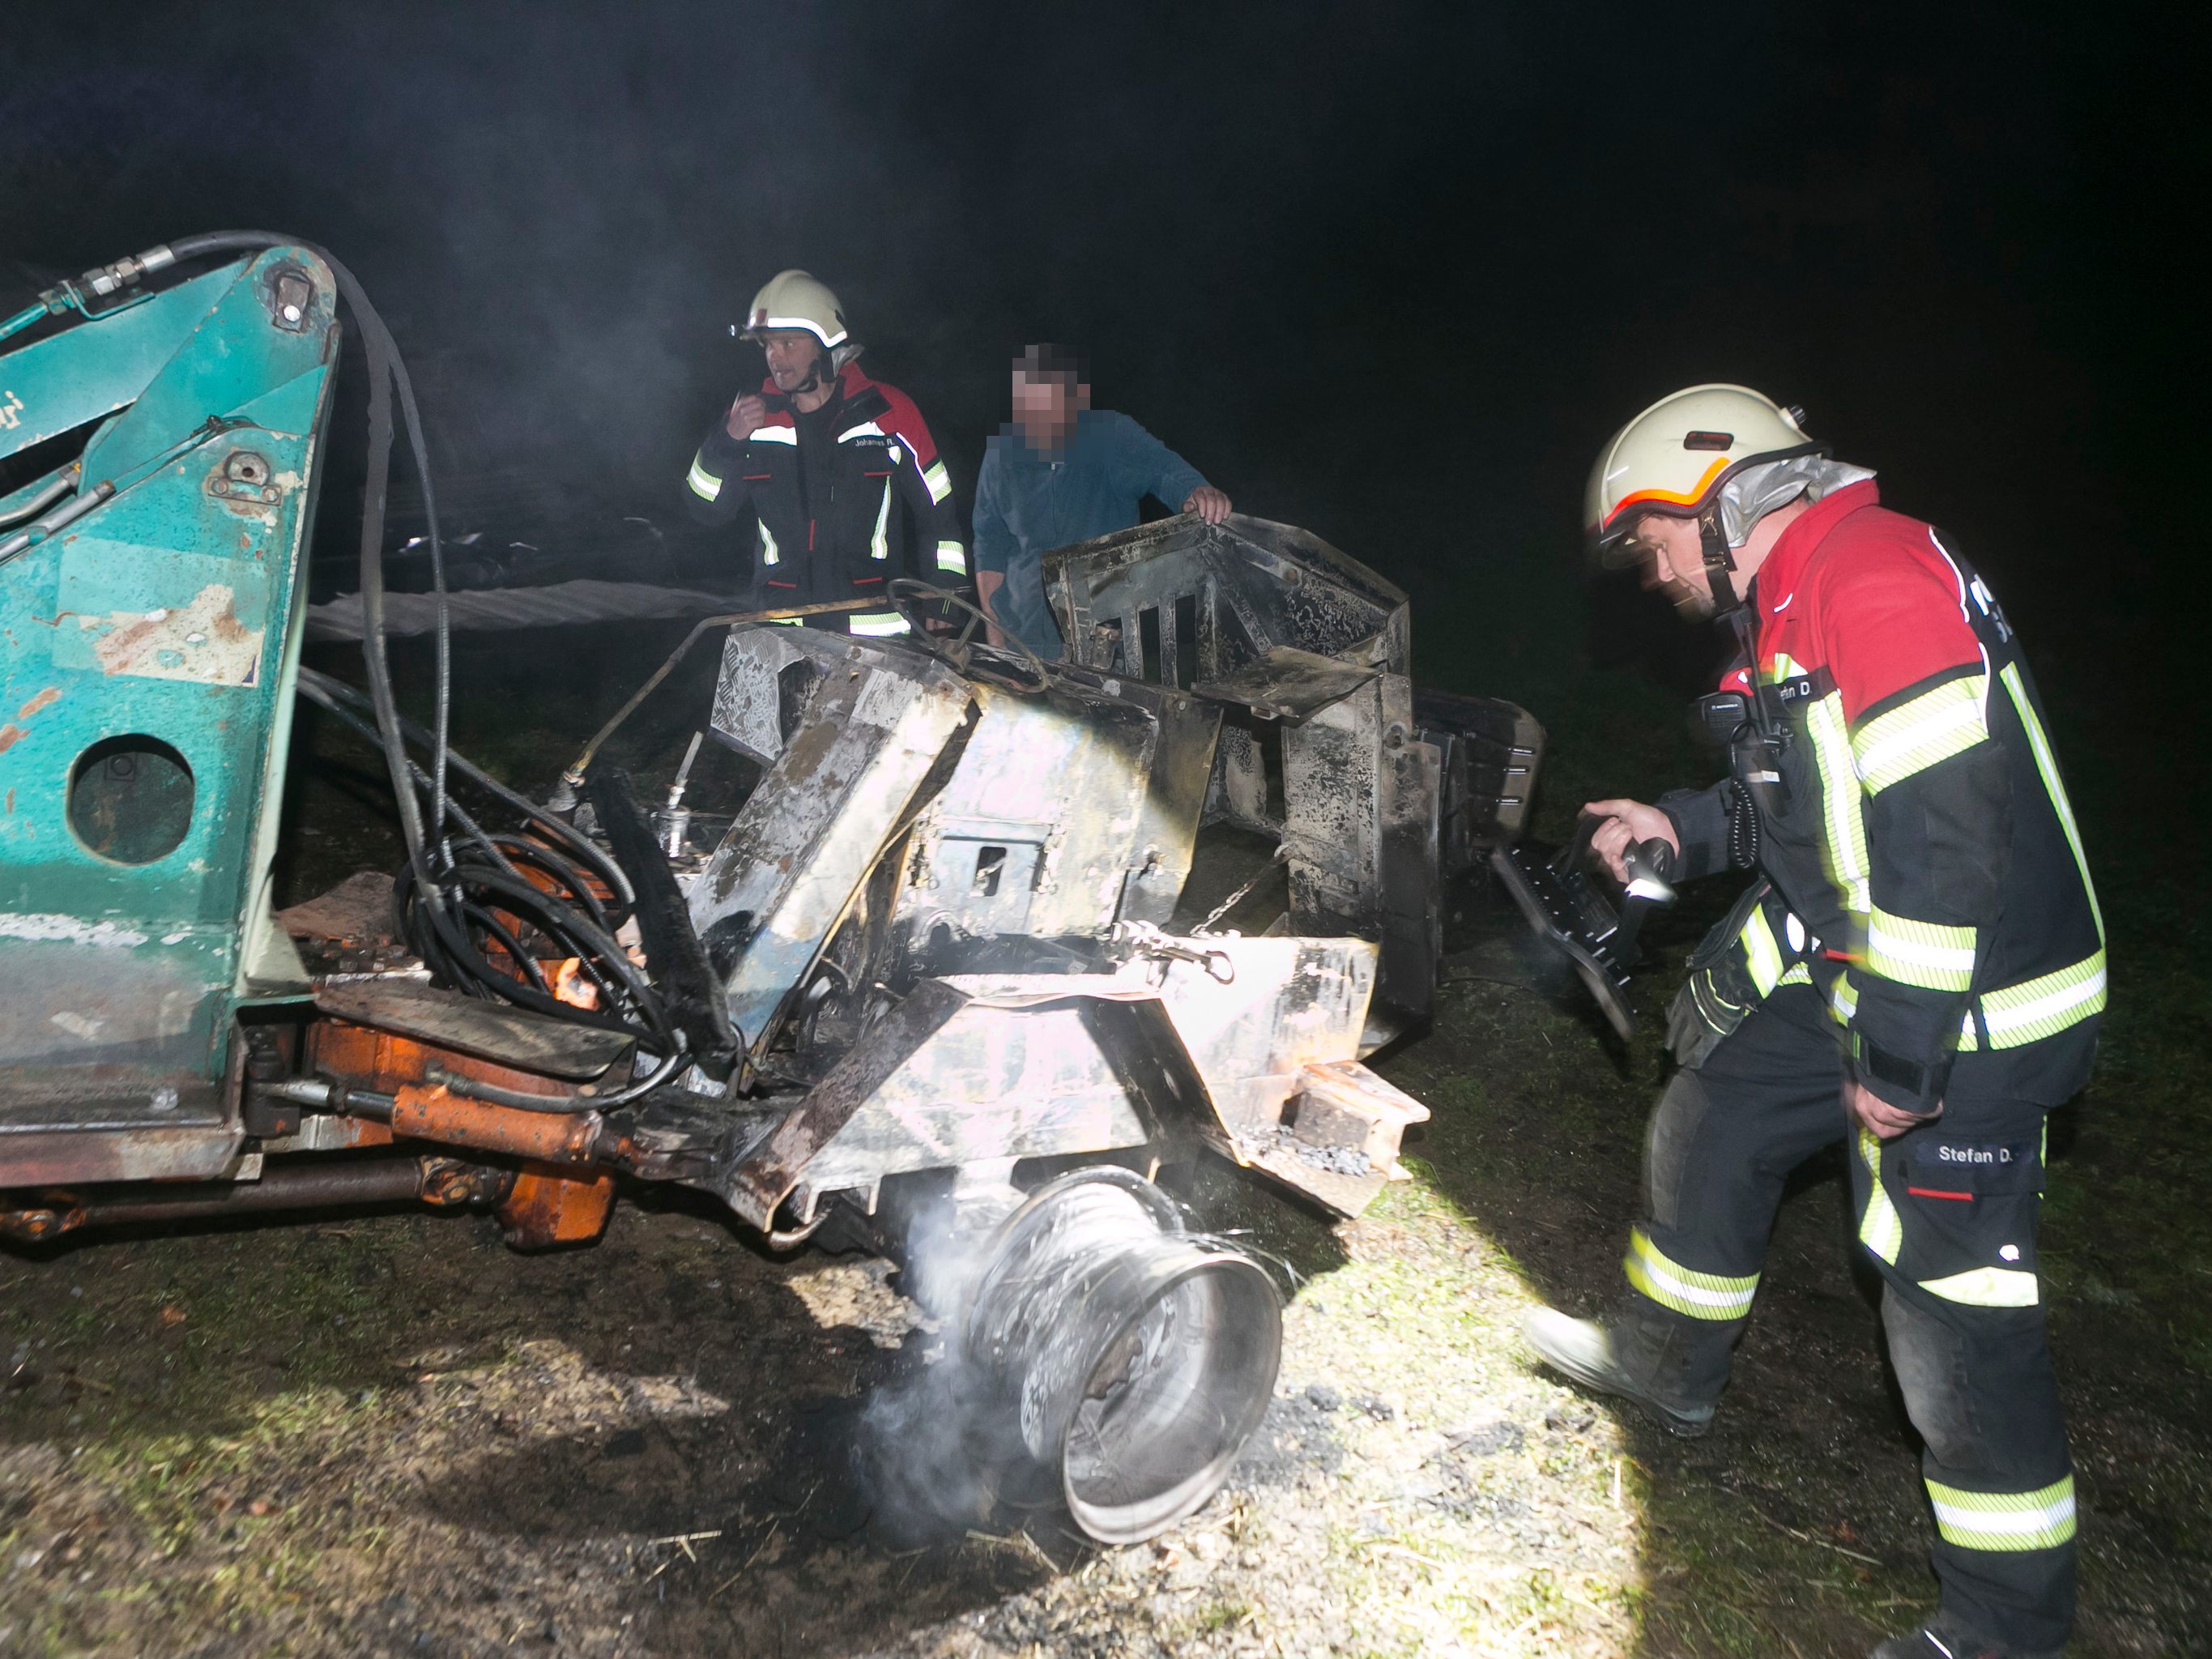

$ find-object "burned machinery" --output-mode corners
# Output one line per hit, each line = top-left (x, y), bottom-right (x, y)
(1046, 516), (1543, 1041)
(0, 235), (1544, 1542)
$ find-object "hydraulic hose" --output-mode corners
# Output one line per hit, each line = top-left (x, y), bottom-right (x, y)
(424, 1038), (685, 1113)
(87, 234), (701, 1073)
(301, 663), (670, 1046)
(160, 230), (450, 896)
(296, 665), (633, 911)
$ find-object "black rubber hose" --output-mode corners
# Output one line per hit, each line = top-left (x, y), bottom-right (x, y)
(293, 673), (522, 883)
(458, 902), (552, 995)
(426, 1038), (684, 1111)
(391, 859), (654, 1038)
(486, 834), (615, 933)
(295, 665), (633, 912)
(161, 236), (676, 1056)
(163, 232), (458, 893)
(300, 661), (654, 1034)
(434, 866), (665, 1038)
(456, 868), (664, 1025)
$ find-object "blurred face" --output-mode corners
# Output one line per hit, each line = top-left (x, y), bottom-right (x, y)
(1012, 372), (1088, 449)
(1624, 514), (1715, 616)
(757, 329), (827, 393)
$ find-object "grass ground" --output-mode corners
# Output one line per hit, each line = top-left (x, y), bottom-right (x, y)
(4, 595), (2206, 1656)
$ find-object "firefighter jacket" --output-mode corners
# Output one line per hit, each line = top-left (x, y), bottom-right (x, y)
(683, 361), (967, 633)
(1660, 480), (2104, 1115)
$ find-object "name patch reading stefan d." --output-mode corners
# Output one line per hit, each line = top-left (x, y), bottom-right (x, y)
(1906, 1141), (2035, 1196)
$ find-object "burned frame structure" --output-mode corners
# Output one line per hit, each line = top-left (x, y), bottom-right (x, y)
(1046, 514), (1543, 1041)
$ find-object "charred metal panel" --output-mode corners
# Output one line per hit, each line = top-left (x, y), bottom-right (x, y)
(1043, 513), (1538, 1036)
(1281, 678), (1441, 1038)
(889, 672), (1218, 944)
(718, 977), (972, 1228)
(1126, 936), (1379, 1146)
(1046, 514), (1409, 689)
(311, 980), (632, 1081)
(707, 624), (824, 766)
(1110, 673), (1221, 924)
(690, 629), (977, 1052)
(1209, 720), (1280, 837)
(1195, 645), (1380, 723)
(1415, 689), (1545, 876)
(783, 992), (1168, 1202)
(723, 933), (1391, 1224)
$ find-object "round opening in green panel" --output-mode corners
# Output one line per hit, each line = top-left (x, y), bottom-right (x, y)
(66, 736), (195, 864)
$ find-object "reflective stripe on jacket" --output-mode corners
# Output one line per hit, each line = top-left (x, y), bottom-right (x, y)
(1665, 480), (2103, 1111)
(683, 360), (967, 607)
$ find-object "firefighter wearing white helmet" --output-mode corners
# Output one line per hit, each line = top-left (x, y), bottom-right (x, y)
(739, 270), (854, 377)
(1585, 384), (1829, 616)
(1528, 387), (2104, 1659)
(685, 271), (968, 634)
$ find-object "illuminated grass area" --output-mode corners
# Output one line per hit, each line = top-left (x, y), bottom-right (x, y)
(5, 618), (2204, 1656)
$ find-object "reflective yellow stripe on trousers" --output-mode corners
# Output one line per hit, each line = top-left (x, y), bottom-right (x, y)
(1625, 1228), (1758, 1320)
(1926, 1475), (2076, 1551)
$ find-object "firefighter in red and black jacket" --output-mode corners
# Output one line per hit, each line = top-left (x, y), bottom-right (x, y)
(1527, 387), (2103, 1659)
(684, 270), (966, 636)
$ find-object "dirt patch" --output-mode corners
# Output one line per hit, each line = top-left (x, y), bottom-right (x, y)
(0, 1151), (1649, 1659)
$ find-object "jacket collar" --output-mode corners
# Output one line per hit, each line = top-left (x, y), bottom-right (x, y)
(1001, 406), (1102, 463)
(1752, 477), (1881, 615)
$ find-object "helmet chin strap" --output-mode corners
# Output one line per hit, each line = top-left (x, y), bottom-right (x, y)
(1701, 510), (1767, 684)
(1699, 510), (1744, 616)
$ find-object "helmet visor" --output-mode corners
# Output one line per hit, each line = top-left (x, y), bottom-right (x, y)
(1588, 501), (1699, 570)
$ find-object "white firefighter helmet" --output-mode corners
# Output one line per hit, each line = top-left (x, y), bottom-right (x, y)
(1585, 385), (1823, 567)
(739, 270), (850, 350)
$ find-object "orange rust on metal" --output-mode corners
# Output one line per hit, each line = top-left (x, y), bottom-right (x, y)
(1289, 1059), (1428, 1166)
(306, 1018), (601, 1162)
(389, 1083), (601, 1164)
(497, 1163), (617, 1249)
(307, 1017), (569, 1102)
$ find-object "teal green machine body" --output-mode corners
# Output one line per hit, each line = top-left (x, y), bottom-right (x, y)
(0, 249), (339, 1182)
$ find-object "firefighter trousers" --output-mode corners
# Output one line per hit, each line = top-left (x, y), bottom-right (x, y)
(1626, 983), (2073, 1654)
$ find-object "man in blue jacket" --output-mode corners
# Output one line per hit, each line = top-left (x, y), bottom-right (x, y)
(972, 344), (1231, 659)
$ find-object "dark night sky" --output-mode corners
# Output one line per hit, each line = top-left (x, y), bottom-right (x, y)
(6, 2), (2203, 707)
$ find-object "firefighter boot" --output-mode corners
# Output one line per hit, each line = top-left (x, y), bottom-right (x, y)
(1869, 1612), (2061, 1659)
(1521, 1301), (1717, 1437)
